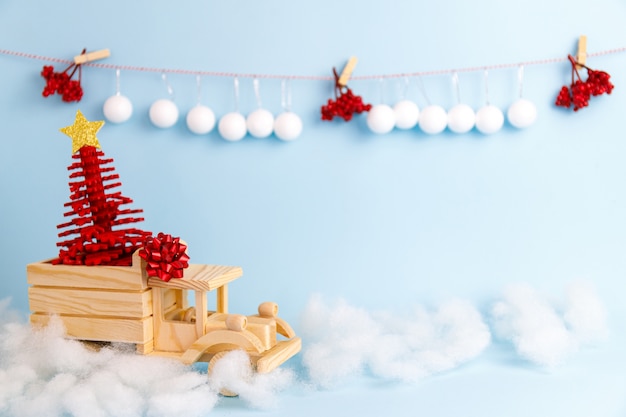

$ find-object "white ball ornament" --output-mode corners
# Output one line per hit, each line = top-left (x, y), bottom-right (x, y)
(447, 103), (475, 134)
(507, 98), (537, 129)
(274, 112), (303, 141)
(103, 94), (133, 124)
(185, 105), (215, 135)
(367, 104), (396, 134)
(418, 105), (447, 134)
(246, 108), (274, 138)
(149, 99), (179, 128)
(218, 112), (247, 142)
(393, 100), (419, 130)
(475, 105), (504, 134)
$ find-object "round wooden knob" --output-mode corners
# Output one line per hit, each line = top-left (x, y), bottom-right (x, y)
(258, 301), (278, 318)
(225, 314), (247, 331)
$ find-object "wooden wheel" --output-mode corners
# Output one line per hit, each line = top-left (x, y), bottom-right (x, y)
(207, 350), (253, 397)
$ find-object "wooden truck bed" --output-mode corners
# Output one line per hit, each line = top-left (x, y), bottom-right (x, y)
(26, 251), (300, 377)
(26, 251), (242, 353)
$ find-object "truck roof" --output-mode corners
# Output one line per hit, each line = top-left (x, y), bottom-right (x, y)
(147, 264), (243, 291)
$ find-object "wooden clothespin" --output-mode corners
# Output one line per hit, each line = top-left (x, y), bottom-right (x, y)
(576, 35), (587, 69)
(73, 48), (111, 65)
(337, 56), (358, 87)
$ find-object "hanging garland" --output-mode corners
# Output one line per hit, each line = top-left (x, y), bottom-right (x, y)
(0, 44), (623, 139)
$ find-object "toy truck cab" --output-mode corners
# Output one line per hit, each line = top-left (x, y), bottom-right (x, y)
(147, 264), (301, 374)
(27, 250), (301, 380)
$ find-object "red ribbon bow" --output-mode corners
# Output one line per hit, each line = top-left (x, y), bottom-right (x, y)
(139, 233), (190, 281)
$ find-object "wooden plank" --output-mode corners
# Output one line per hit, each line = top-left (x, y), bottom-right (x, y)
(153, 320), (199, 353)
(147, 350), (184, 360)
(27, 252), (147, 290)
(195, 291), (207, 338)
(136, 339), (154, 355)
(246, 316), (276, 350)
(152, 287), (199, 353)
(28, 287), (151, 318)
(255, 337), (301, 373)
(148, 264), (242, 291)
(163, 288), (181, 313)
(217, 284), (227, 313)
(30, 314), (153, 344)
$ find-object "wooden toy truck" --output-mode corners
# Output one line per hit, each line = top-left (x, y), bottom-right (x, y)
(26, 250), (301, 392)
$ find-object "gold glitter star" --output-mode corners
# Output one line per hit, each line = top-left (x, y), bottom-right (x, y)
(59, 110), (105, 153)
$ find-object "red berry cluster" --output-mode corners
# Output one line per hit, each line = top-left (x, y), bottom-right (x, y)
(555, 55), (614, 111)
(321, 67), (372, 121)
(41, 64), (83, 102)
(321, 87), (372, 121)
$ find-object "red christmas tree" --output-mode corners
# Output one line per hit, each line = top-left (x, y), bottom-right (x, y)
(54, 110), (151, 266)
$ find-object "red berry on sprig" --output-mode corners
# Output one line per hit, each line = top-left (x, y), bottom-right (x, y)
(555, 54), (614, 111)
(40, 49), (86, 103)
(555, 86), (572, 108)
(587, 69), (614, 96)
(321, 68), (372, 121)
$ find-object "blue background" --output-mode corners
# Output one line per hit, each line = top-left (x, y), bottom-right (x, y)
(1, 1), (626, 416)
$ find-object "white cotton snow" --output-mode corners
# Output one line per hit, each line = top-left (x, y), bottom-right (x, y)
(491, 281), (608, 368)
(563, 281), (609, 344)
(0, 300), (293, 417)
(299, 294), (491, 387)
(208, 350), (295, 409)
(0, 278), (611, 412)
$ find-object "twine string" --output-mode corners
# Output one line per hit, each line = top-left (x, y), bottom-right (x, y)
(3, 47), (624, 80)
